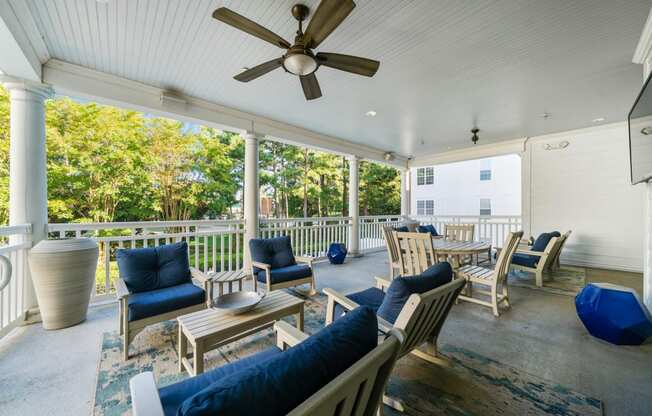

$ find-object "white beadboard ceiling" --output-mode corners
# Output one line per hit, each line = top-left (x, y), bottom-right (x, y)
(9, 0), (652, 157)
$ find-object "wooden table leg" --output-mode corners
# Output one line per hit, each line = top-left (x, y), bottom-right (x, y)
(296, 304), (304, 331)
(218, 282), (224, 296)
(238, 279), (243, 291)
(178, 325), (187, 373)
(228, 281), (233, 293)
(193, 341), (204, 376)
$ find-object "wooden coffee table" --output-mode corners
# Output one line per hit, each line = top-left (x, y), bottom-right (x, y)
(177, 290), (304, 376)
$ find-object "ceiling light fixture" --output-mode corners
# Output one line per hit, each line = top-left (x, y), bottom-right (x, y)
(471, 128), (480, 145)
(365, 110), (377, 117)
(283, 50), (317, 76)
(592, 117), (606, 123)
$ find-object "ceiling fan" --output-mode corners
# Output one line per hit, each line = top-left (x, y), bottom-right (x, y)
(212, 0), (380, 100)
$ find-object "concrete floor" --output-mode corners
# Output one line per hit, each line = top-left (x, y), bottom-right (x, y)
(1, 252), (651, 416)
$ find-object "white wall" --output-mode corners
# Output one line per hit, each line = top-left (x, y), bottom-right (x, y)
(410, 154), (521, 216)
(524, 123), (645, 272)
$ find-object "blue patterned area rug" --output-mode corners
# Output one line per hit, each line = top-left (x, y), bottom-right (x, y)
(93, 293), (602, 416)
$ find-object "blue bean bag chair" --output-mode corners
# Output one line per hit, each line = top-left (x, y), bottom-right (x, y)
(576, 283), (652, 345)
(327, 243), (347, 264)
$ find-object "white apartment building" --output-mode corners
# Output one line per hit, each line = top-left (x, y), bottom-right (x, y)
(410, 154), (521, 217)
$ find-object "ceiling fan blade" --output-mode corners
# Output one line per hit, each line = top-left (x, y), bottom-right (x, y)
(234, 58), (283, 82)
(300, 73), (322, 100)
(316, 52), (379, 77)
(213, 8), (291, 49)
(303, 0), (355, 49)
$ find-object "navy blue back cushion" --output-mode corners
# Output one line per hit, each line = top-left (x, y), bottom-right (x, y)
(249, 236), (296, 274)
(179, 306), (378, 416)
(116, 241), (190, 293)
(418, 224), (439, 236)
(394, 226), (409, 233)
(531, 231), (560, 252)
(377, 262), (453, 324)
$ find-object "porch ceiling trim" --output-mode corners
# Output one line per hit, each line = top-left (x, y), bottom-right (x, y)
(409, 137), (527, 167)
(42, 59), (408, 168)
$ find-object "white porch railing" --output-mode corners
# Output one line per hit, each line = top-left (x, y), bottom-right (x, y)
(0, 224), (32, 337)
(359, 215), (404, 252)
(48, 220), (245, 301)
(410, 215), (522, 247)
(259, 217), (351, 259)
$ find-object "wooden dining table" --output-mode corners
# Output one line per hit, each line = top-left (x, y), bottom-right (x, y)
(431, 238), (492, 268)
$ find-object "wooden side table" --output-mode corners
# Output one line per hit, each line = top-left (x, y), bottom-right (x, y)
(212, 269), (247, 296)
(177, 290), (304, 376)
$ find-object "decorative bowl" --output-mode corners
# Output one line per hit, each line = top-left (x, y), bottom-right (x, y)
(212, 291), (264, 315)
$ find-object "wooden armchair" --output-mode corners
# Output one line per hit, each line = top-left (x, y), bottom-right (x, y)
(510, 232), (561, 287)
(549, 230), (572, 272)
(392, 231), (437, 275)
(130, 309), (404, 416)
(324, 265), (466, 412)
(249, 236), (316, 295)
(382, 225), (401, 279)
(444, 223), (475, 241)
(457, 231), (523, 316)
(116, 241), (213, 360)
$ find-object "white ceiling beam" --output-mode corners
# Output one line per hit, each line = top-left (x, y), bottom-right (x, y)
(409, 138), (526, 167)
(42, 59), (407, 168)
(0, 0), (44, 81)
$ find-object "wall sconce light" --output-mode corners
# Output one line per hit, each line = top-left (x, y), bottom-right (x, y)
(543, 140), (570, 151)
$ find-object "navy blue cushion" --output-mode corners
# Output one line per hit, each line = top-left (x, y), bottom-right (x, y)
(116, 241), (191, 293)
(394, 226), (409, 233)
(116, 247), (158, 293)
(127, 283), (205, 321)
(531, 232), (560, 252)
(249, 236), (296, 274)
(334, 287), (386, 319)
(178, 306), (378, 416)
(417, 224), (439, 236)
(377, 262), (453, 324)
(256, 264), (312, 284)
(156, 242), (192, 289)
(511, 252), (538, 268)
(160, 347), (283, 416)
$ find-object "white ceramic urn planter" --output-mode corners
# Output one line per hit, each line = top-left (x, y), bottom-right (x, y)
(28, 238), (99, 330)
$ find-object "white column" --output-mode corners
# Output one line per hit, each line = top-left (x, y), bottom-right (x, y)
(400, 168), (410, 218)
(1, 77), (52, 311)
(242, 132), (259, 270)
(348, 155), (360, 256)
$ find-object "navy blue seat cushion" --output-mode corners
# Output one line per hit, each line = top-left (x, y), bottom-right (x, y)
(335, 262), (453, 325)
(127, 283), (204, 321)
(377, 262), (453, 324)
(334, 287), (386, 319)
(178, 306), (378, 416)
(417, 224), (439, 236)
(394, 226), (409, 232)
(256, 264), (312, 284)
(160, 347), (283, 416)
(116, 241), (191, 293)
(512, 231), (561, 268)
(249, 236), (296, 274)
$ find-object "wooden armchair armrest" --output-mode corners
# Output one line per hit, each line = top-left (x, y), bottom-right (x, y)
(274, 320), (309, 350)
(295, 255), (313, 265)
(116, 278), (130, 300)
(515, 249), (545, 257)
(377, 316), (394, 334)
(190, 267), (213, 284)
(374, 276), (391, 291)
(323, 287), (360, 313)
(129, 372), (164, 416)
(251, 261), (271, 271)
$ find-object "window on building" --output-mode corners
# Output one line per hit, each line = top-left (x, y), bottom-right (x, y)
(417, 167), (434, 185)
(479, 198), (492, 216)
(480, 159), (492, 181)
(417, 200), (435, 215)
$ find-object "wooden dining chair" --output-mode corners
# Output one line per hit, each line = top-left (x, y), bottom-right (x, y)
(444, 224), (475, 241)
(392, 231), (438, 276)
(549, 230), (572, 272)
(457, 231), (523, 316)
(382, 225), (401, 279)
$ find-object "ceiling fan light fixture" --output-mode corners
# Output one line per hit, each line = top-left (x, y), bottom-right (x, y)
(283, 53), (317, 76)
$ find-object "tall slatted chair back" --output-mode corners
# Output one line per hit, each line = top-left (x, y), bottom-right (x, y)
(549, 230), (572, 271)
(382, 226), (399, 264)
(495, 231), (524, 283)
(444, 224), (475, 241)
(288, 329), (405, 416)
(393, 231), (437, 276)
(391, 278), (466, 360)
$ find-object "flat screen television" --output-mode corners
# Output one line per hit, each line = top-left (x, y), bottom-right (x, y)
(628, 70), (652, 185)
